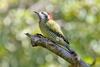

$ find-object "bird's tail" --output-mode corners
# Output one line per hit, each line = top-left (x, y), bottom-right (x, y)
(65, 45), (76, 56)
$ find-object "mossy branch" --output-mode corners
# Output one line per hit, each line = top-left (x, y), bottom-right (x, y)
(25, 33), (90, 67)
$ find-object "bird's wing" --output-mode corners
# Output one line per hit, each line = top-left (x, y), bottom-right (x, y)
(46, 20), (69, 44)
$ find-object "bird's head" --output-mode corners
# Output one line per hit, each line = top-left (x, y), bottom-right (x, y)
(34, 11), (52, 22)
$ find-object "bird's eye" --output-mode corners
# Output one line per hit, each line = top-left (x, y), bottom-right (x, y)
(41, 12), (48, 19)
(41, 12), (44, 14)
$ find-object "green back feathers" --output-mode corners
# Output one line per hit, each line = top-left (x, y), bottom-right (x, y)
(46, 20), (64, 35)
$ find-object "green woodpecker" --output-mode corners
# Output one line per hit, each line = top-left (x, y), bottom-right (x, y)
(34, 11), (73, 53)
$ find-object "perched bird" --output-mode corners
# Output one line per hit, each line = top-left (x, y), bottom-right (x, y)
(34, 11), (73, 53)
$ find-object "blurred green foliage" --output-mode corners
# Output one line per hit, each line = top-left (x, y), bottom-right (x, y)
(0, 0), (100, 67)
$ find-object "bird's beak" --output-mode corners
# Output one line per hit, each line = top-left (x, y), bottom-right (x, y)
(33, 11), (40, 17)
(33, 11), (41, 21)
(33, 11), (38, 14)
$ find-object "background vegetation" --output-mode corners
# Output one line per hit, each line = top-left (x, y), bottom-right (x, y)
(0, 0), (100, 67)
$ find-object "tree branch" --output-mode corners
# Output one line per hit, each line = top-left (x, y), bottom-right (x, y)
(25, 33), (90, 67)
